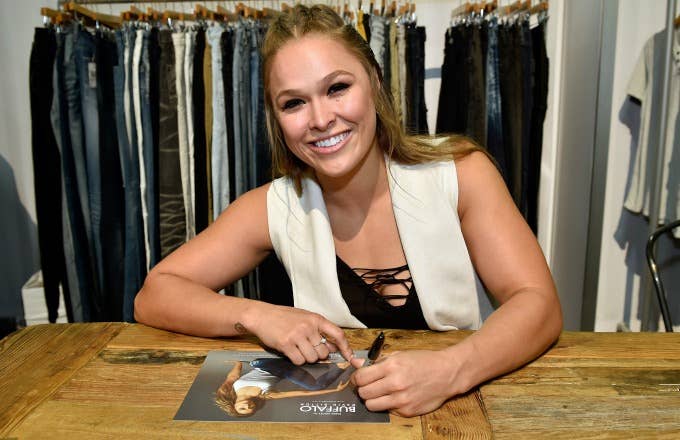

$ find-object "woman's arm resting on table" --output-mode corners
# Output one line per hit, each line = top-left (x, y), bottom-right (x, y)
(352, 152), (562, 416)
(134, 184), (354, 365)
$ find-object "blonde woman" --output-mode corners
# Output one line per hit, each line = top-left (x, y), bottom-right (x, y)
(135, 5), (562, 416)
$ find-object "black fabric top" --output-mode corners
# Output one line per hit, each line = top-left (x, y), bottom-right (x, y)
(336, 256), (429, 330)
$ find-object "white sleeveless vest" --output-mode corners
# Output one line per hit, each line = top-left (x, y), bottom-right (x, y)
(266, 159), (492, 330)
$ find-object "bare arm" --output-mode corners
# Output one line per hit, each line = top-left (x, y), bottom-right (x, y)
(134, 184), (355, 364)
(353, 152), (562, 416)
(134, 185), (274, 338)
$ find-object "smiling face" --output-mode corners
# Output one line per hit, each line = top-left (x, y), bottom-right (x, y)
(267, 35), (378, 184)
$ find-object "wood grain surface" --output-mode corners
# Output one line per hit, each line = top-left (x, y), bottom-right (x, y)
(1, 325), (679, 439)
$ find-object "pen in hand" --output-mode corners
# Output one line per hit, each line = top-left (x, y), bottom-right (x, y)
(364, 331), (385, 367)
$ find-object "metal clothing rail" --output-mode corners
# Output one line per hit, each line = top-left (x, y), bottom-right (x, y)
(641, 0), (678, 331)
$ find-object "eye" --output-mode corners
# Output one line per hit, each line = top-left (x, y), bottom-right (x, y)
(328, 82), (350, 96)
(282, 98), (304, 111)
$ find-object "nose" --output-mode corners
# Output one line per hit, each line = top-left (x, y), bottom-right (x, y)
(308, 100), (335, 132)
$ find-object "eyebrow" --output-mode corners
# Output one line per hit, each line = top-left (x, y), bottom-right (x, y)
(274, 70), (355, 102)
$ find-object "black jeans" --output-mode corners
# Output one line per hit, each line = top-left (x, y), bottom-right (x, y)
(527, 22), (549, 233)
(158, 30), (186, 258)
(405, 25), (429, 135)
(30, 27), (72, 323)
(436, 26), (469, 135)
(95, 31), (125, 321)
(193, 29), (208, 234)
(499, 23), (523, 206)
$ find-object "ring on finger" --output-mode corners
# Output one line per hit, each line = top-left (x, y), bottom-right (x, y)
(312, 336), (327, 348)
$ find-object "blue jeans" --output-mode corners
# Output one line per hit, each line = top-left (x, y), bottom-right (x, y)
(250, 358), (349, 391)
(485, 18), (508, 184)
(75, 28), (106, 319)
(51, 26), (95, 322)
(114, 29), (145, 322)
(232, 23), (245, 201)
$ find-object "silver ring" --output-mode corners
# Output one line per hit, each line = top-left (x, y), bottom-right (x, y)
(313, 336), (327, 348)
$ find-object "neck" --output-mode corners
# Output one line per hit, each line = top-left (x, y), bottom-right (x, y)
(316, 145), (388, 209)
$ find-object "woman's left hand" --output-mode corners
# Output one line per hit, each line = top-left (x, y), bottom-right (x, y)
(351, 349), (467, 417)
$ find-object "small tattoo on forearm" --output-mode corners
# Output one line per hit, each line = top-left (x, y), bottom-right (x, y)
(234, 322), (248, 334)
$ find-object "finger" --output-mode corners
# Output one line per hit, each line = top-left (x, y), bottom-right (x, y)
(285, 348), (307, 366)
(312, 338), (331, 359)
(318, 322), (354, 361)
(356, 375), (392, 401)
(364, 393), (397, 413)
(353, 361), (388, 387)
(297, 338), (320, 364)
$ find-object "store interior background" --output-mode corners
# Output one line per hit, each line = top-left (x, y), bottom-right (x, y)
(1, 0), (678, 332)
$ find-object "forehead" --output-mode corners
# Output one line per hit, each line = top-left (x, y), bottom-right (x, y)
(268, 35), (366, 91)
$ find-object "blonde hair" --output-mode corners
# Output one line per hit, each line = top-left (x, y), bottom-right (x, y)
(262, 4), (487, 193)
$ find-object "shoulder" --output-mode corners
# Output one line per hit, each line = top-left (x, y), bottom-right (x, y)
(454, 151), (511, 220)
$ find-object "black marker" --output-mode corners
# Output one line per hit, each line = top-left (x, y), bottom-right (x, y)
(365, 331), (385, 366)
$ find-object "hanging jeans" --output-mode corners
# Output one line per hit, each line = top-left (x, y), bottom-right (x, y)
(193, 29), (208, 234)
(139, 29), (160, 268)
(52, 27), (96, 322)
(436, 26), (469, 135)
(527, 22), (549, 233)
(221, 28), (236, 203)
(519, 20), (534, 219)
(208, 26), (230, 220)
(485, 17), (508, 184)
(30, 27), (72, 322)
(95, 31), (125, 321)
(405, 25), (429, 135)
(158, 30), (186, 259)
(114, 29), (145, 322)
(172, 31), (194, 241)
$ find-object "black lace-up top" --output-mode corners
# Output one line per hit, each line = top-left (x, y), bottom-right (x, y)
(336, 256), (429, 329)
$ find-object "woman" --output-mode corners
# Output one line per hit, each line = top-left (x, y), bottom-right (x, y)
(135, 4), (562, 417)
(216, 359), (351, 417)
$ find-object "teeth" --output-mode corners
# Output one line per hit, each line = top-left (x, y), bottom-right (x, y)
(313, 132), (348, 148)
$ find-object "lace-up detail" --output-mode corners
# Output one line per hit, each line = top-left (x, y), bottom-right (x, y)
(352, 264), (413, 301)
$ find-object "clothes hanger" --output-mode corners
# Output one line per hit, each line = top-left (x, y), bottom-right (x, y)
(40, 7), (72, 27)
(63, 1), (122, 29)
(529, 0), (548, 16)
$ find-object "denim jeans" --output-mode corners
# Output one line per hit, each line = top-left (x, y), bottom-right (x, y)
(370, 15), (386, 76)
(231, 24), (245, 203)
(221, 29), (236, 203)
(436, 26), (468, 135)
(527, 22), (549, 233)
(95, 31), (125, 321)
(184, 31), (197, 240)
(31, 27), (72, 322)
(158, 30), (186, 258)
(132, 29), (151, 270)
(114, 29), (145, 322)
(52, 27), (95, 322)
(75, 29), (105, 318)
(519, 20), (534, 219)
(249, 22), (261, 191)
(240, 23), (253, 195)
(405, 25), (428, 135)
(139, 30), (160, 268)
(193, 29), (209, 234)
(172, 31), (193, 241)
(485, 17), (508, 184)
(208, 25), (230, 220)
(499, 23), (523, 205)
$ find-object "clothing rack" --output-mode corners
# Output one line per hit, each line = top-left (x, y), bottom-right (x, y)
(641, 0), (678, 331)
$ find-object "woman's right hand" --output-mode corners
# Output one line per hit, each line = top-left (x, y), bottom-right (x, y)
(241, 302), (355, 366)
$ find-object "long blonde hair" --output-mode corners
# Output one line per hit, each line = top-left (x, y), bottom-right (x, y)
(262, 4), (486, 193)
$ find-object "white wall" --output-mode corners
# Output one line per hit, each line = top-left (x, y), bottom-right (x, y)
(0, 0), (47, 318)
(596, 0), (680, 331)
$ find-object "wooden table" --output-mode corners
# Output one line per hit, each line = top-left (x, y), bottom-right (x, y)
(1, 324), (679, 439)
